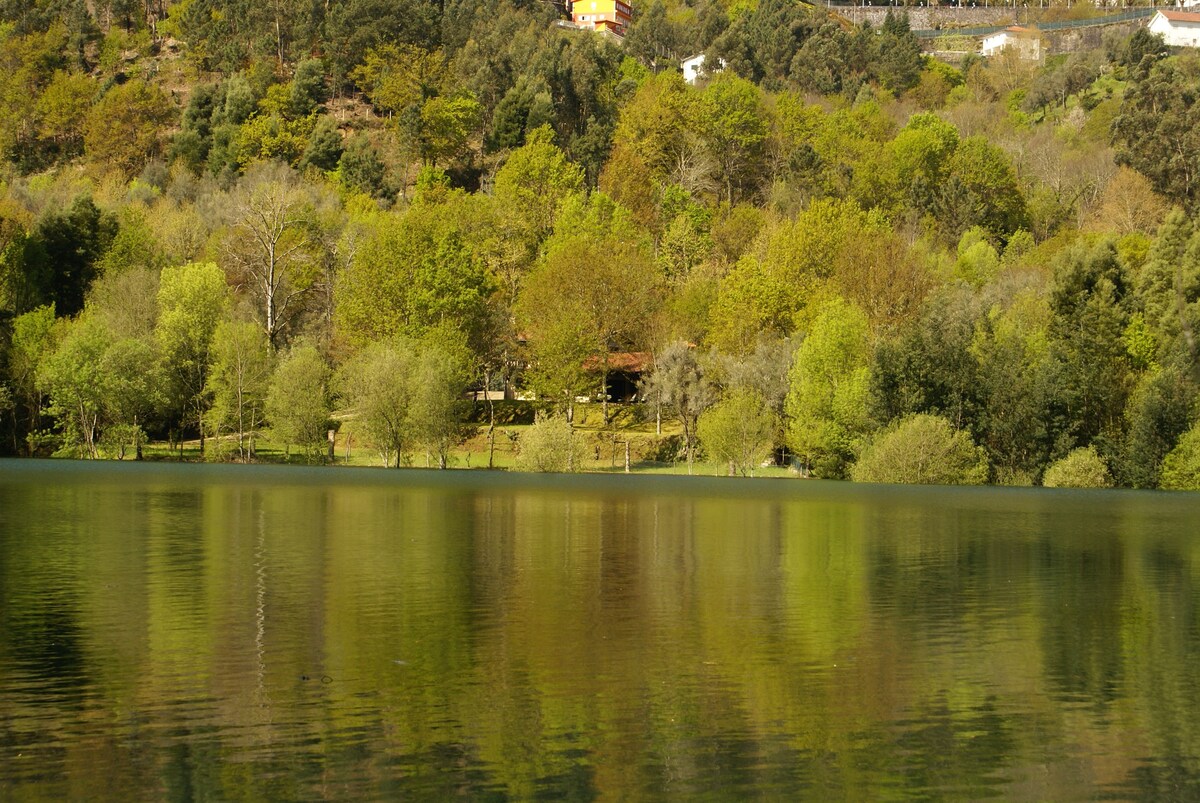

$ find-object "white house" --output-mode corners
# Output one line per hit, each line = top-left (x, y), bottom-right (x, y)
(1148, 10), (1200, 47)
(681, 54), (724, 84)
(980, 26), (1042, 60)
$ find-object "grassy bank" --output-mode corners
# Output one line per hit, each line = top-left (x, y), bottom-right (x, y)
(123, 402), (798, 478)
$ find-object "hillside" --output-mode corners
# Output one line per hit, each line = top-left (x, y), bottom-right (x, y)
(2, 0), (1199, 488)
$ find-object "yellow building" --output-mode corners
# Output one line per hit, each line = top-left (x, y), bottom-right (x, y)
(568, 0), (632, 36)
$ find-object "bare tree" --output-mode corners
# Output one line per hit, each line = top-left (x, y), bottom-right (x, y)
(223, 162), (323, 350)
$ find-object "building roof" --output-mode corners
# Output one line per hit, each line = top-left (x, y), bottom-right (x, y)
(984, 25), (1037, 38)
(1158, 10), (1200, 22)
(583, 352), (652, 372)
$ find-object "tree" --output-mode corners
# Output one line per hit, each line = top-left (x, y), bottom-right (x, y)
(87, 266), (160, 340)
(970, 290), (1056, 484)
(1137, 209), (1200, 375)
(609, 70), (692, 186)
(334, 203), (494, 350)
(31, 195), (117, 317)
(338, 339), (413, 467)
(639, 341), (715, 472)
(785, 297), (872, 478)
(205, 320), (273, 462)
(1042, 447), (1113, 489)
(516, 193), (660, 419)
(492, 126), (585, 261)
(0, 203), (39, 316)
(337, 134), (390, 199)
(289, 59), (328, 118)
(97, 336), (159, 460)
(1089, 166), (1168, 237)
(515, 414), (585, 473)
(34, 69), (93, 160)
(692, 73), (768, 204)
(222, 161), (323, 350)
(7, 304), (56, 450)
(852, 414), (988, 486)
(299, 115), (344, 173)
(406, 330), (472, 468)
(1112, 52), (1200, 209)
(698, 388), (775, 477)
(337, 333), (470, 468)
(37, 316), (109, 458)
(83, 78), (174, 177)
(265, 343), (330, 462)
(874, 12), (923, 97)
(870, 289), (984, 436)
(709, 199), (885, 352)
(156, 262), (229, 455)
(1117, 367), (1197, 489)
(1049, 239), (1134, 447)
(418, 92), (481, 166)
(623, 0), (679, 72)
(937, 136), (1029, 244)
(1159, 423), (1200, 491)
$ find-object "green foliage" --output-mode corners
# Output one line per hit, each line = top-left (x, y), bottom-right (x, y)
(515, 414), (585, 473)
(640, 341), (715, 470)
(1136, 208), (1200, 371)
(31, 195), (117, 316)
(692, 73), (767, 204)
(289, 59), (328, 118)
(36, 316), (154, 458)
(870, 289), (984, 434)
(335, 202), (493, 350)
(6, 304), (56, 436)
(1049, 238), (1134, 446)
(337, 134), (390, 199)
(155, 262), (230, 444)
(517, 193), (660, 410)
(1042, 446), (1113, 489)
(1159, 423), (1200, 491)
(785, 296), (872, 478)
(852, 413), (988, 486)
(95, 335), (158, 459)
(938, 136), (1029, 243)
(1117, 367), (1197, 489)
(418, 92), (481, 166)
(265, 343), (330, 462)
(205, 320), (273, 462)
(83, 79), (174, 177)
(492, 126), (585, 255)
(338, 332), (471, 468)
(710, 198), (884, 352)
(698, 387), (775, 477)
(299, 115), (344, 173)
(1113, 52), (1200, 209)
(1, 0), (1197, 488)
(34, 316), (103, 457)
(970, 290), (1056, 482)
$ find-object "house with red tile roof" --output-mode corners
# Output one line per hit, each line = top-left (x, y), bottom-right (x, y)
(1148, 10), (1200, 48)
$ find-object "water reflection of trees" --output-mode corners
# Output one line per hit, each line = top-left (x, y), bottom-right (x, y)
(3, 475), (1200, 799)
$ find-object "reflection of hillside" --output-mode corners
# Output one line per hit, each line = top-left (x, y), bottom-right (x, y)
(1, 467), (1199, 798)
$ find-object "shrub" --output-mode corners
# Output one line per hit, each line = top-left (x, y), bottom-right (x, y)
(515, 415), (587, 473)
(698, 388), (776, 477)
(1042, 446), (1113, 488)
(852, 414), (988, 485)
(1160, 425), (1200, 491)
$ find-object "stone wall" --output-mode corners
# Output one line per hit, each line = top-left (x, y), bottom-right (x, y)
(834, 6), (1020, 30)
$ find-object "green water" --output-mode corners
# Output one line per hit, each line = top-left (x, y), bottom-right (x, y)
(1, 460), (1199, 800)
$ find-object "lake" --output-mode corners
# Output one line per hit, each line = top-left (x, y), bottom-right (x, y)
(1, 460), (1199, 800)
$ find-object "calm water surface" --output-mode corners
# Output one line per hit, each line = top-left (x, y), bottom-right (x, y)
(2, 460), (1200, 800)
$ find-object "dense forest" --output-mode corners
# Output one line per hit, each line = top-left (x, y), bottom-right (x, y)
(1, 0), (1200, 487)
